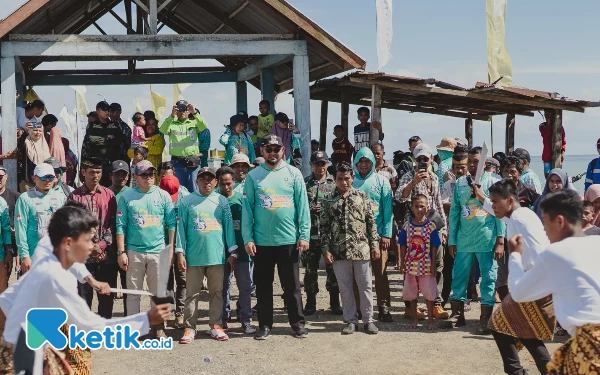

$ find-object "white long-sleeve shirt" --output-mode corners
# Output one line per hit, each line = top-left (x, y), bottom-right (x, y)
(32, 235), (90, 282)
(481, 199), (549, 271)
(0, 255), (149, 344)
(509, 235), (600, 336)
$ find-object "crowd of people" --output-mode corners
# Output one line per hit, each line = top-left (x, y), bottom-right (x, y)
(0, 99), (597, 375)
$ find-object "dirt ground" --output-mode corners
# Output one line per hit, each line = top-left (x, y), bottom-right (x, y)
(90, 266), (565, 375)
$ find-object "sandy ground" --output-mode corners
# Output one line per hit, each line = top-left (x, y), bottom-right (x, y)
(89, 266), (566, 375)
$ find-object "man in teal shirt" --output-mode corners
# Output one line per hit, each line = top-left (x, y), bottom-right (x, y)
(15, 163), (66, 274)
(176, 167), (237, 343)
(116, 160), (176, 339)
(242, 135), (310, 340)
(352, 147), (394, 322)
(448, 147), (505, 335)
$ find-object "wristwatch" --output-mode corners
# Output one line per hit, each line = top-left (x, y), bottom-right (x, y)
(229, 250), (238, 259)
(117, 250), (126, 256)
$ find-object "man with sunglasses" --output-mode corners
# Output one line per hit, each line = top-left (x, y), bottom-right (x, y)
(81, 101), (128, 187)
(116, 160), (176, 339)
(15, 163), (67, 274)
(44, 156), (74, 199)
(242, 135), (310, 340)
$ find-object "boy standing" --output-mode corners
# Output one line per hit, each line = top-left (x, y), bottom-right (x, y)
(331, 125), (354, 168)
(257, 100), (274, 145)
(353, 107), (383, 152)
(321, 162), (380, 335)
(582, 201), (600, 235)
(130, 146), (149, 189)
(399, 194), (441, 330)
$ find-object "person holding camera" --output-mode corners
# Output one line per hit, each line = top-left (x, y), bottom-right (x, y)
(160, 100), (209, 191)
(396, 143), (448, 321)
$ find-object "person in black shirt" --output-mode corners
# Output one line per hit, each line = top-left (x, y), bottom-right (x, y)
(0, 166), (20, 278)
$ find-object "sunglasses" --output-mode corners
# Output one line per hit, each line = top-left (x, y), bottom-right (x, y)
(0, 174), (6, 179)
(39, 175), (56, 181)
(31, 123), (43, 129)
(138, 172), (155, 179)
(264, 146), (282, 154)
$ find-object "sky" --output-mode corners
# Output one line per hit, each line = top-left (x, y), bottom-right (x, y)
(1, 0), (600, 159)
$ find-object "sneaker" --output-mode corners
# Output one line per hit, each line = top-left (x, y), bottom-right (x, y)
(242, 323), (257, 335)
(364, 322), (379, 335)
(293, 326), (308, 338)
(378, 306), (394, 322)
(254, 326), (271, 340)
(210, 325), (229, 341)
(179, 328), (195, 344)
(173, 314), (185, 329)
(341, 323), (356, 335)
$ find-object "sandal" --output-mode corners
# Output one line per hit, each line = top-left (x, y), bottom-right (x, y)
(179, 328), (195, 344)
(464, 300), (472, 312)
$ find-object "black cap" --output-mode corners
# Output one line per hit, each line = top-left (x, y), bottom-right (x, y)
(311, 151), (329, 164)
(261, 134), (284, 147)
(111, 160), (129, 173)
(229, 114), (245, 127)
(81, 157), (103, 169)
(237, 111), (248, 122)
(512, 148), (531, 163)
(110, 103), (122, 111)
(43, 157), (66, 171)
(96, 101), (110, 111)
(176, 100), (188, 113)
(596, 138), (600, 147)
(197, 167), (216, 178)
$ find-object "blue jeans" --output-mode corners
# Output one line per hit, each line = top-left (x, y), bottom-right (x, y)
(451, 252), (497, 306)
(222, 261), (253, 325)
(173, 159), (198, 192)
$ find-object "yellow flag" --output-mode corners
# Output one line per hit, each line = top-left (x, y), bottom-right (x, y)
(69, 86), (89, 117)
(24, 88), (48, 114)
(151, 90), (167, 122)
(486, 0), (513, 86)
(172, 83), (191, 105)
(135, 98), (143, 114)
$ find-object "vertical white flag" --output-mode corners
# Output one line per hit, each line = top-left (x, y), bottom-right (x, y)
(486, 0), (513, 86)
(59, 105), (76, 139)
(69, 86), (89, 117)
(376, 0), (393, 72)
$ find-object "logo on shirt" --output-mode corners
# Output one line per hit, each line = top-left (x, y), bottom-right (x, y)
(16, 214), (21, 221)
(407, 235), (427, 261)
(117, 211), (123, 217)
(461, 202), (489, 220)
(370, 200), (379, 213)
(258, 193), (292, 210)
(193, 218), (222, 232)
(132, 211), (162, 228)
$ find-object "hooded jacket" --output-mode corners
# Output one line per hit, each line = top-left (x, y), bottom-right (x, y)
(352, 147), (393, 238)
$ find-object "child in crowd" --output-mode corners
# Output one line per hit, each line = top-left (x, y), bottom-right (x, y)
(331, 125), (354, 169)
(399, 194), (441, 330)
(130, 145), (149, 188)
(131, 112), (148, 148)
(248, 115), (259, 144)
(582, 200), (600, 235)
(256, 100), (274, 145)
(219, 114), (256, 165)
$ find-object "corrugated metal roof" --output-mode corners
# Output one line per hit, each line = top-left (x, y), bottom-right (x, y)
(0, 0), (366, 92)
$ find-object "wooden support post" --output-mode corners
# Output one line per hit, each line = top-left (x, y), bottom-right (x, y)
(149, 0), (158, 34)
(319, 100), (328, 151)
(341, 91), (349, 138)
(260, 68), (275, 114)
(1, 57), (17, 191)
(293, 54), (311, 177)
(505, 113), (515, 155)
(370, 84), (382, 147)
(236, 81), (247, 114)
(465, 118), (473, 148)
(549, 109), (564, 169)
(15, 72), (24, 107)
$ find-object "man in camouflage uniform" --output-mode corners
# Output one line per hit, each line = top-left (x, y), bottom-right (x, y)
(302, 151), (341, 315)
(321, 162), (380, 335)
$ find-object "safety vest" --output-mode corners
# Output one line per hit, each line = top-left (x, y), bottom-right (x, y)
(160, 114), (208, 157)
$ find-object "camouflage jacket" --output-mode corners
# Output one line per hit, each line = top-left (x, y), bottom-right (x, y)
(320, 187), (380, 260)
(305, 173), (336, 239)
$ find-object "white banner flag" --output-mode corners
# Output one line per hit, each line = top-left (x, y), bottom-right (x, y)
(376, 0), (393, 72)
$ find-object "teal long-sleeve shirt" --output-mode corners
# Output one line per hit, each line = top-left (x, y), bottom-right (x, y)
(175, 191), (237, 266)
(15, 188), (66, 259)
(116, 186), (176, 253)
(448, 176), (505, 252)
(242, 161), (310, 246)
(0, 197), (12, 260)
(219, 131), (256, 166)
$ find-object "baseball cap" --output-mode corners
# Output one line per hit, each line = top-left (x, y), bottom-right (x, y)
(262, 135), (284, 147)
(159, 175), (180, 203)
(229, 153), (253, 168)
(43, 157), (66, 171)
(176, 100), (188, 113)
(413, 143), (433, 159)
(455, 137), (469, 147)
(96, 101), (110, 111)
(229, 114), (245, 127)
(311, 151), (329, 164)
(111, 160), (129, 173)
(436, 137), (458, 152)
(134, 160), (156, 175)
(485, 158), (500, 167)
(596, 138), (600, 147)
(0, 166), (7, 174)
(512, 148), (531, 163)
(110, 103), (122, 112)
(197, 167), (216, 178)
(34, 163), (55, 178)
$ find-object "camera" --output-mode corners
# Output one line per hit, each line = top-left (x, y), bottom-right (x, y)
(418, 162), (427, 171)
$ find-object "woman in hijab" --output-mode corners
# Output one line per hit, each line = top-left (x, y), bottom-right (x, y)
(62, 138), (78, 187)
(268, 112), (302, 165)
(584, 184), (600, 227)
(533, 168), (576, 220)
(42, 115), (66, 183)
(22, 124), (51, 183)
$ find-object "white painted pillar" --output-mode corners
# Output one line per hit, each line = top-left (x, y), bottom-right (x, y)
(370, 84), (382, 146)
(1, 57), (18, 191)
(293, 54), (311, 177)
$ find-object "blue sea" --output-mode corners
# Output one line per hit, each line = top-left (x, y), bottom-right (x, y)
(529, 154), (594, 193)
